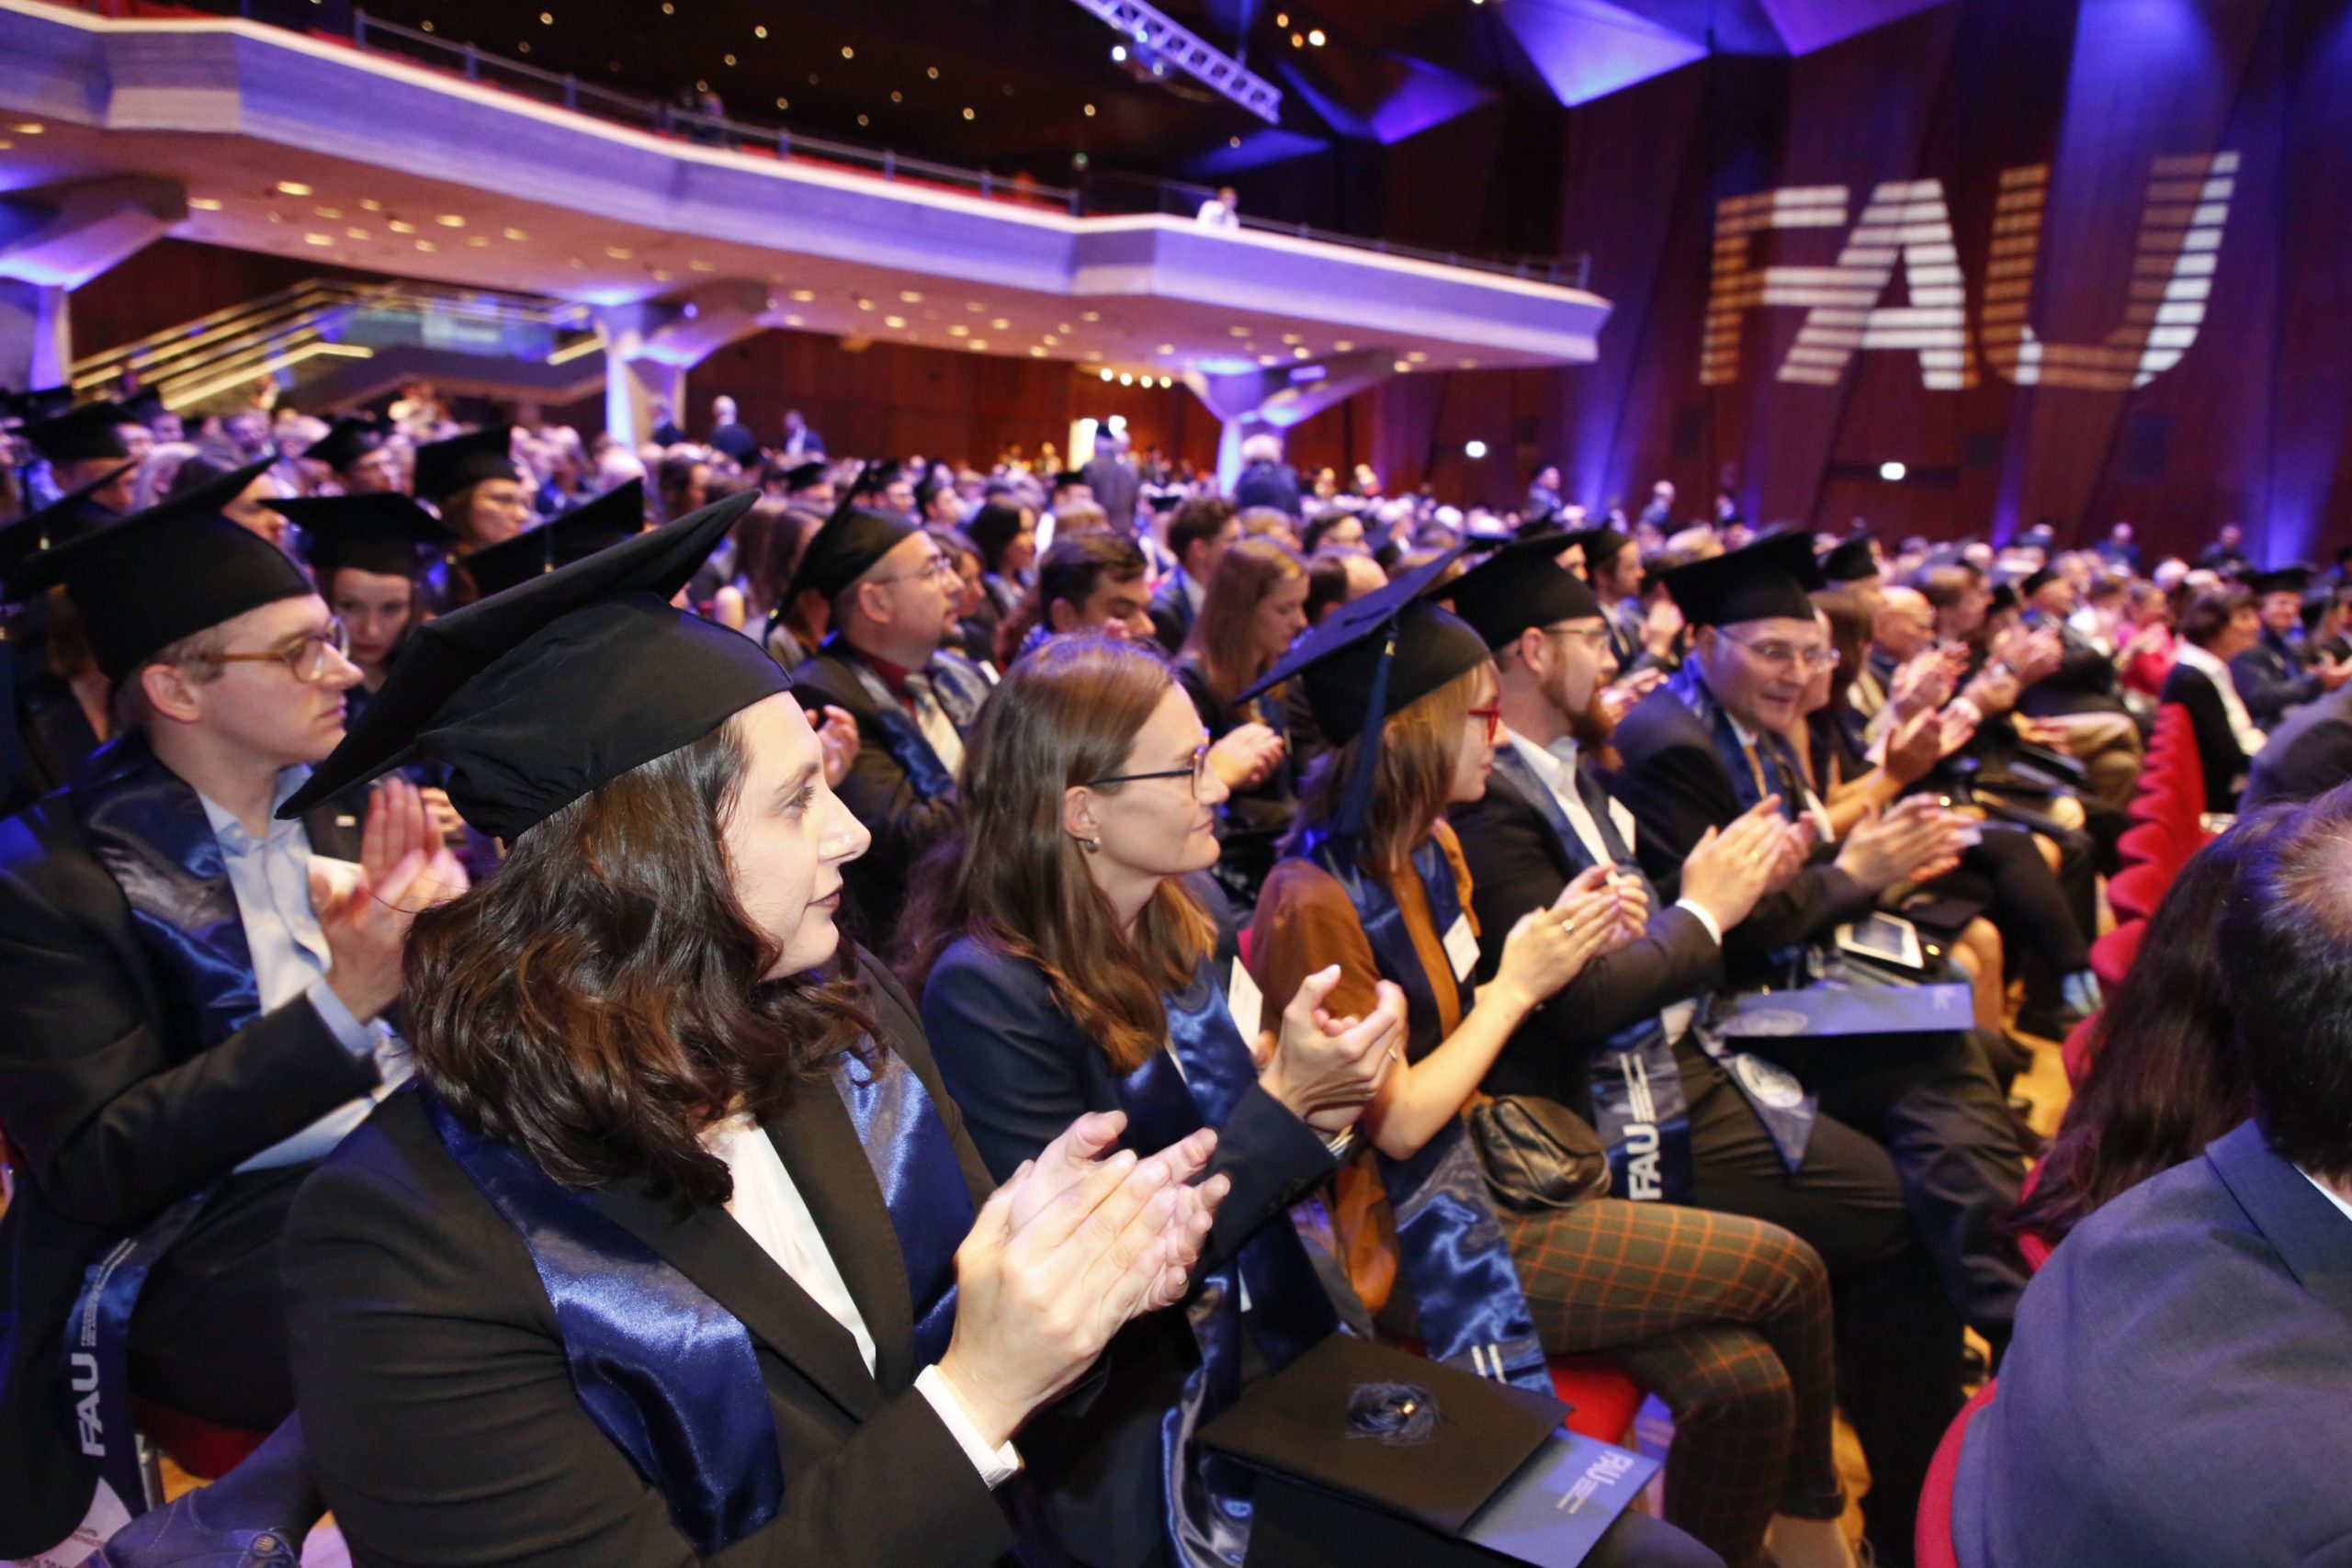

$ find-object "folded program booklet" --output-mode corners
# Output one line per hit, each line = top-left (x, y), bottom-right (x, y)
(1714, 980), (1975, 1040)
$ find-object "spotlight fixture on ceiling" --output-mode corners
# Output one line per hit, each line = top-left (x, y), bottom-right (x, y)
(1062, 0), (1281, 122)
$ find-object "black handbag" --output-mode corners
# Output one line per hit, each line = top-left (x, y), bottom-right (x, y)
(1466, 1095), (1612, 1211)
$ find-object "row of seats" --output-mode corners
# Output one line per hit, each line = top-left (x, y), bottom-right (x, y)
(1918, 706), (2208, 1566)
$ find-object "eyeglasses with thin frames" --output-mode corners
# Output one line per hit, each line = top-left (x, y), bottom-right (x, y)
(1717, 629), (1841, 673)
(1087, 743), (1216, 800)
(866, 551), (956, 589)
(208, 617), (352, 684)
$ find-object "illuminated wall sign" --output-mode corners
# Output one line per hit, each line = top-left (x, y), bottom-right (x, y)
(1702, 151), (2236, 392)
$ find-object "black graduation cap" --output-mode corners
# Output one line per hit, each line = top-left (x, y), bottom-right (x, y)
(1199, 1334), (1569, 1568)
(1566, 525), (1633, 577)
(1443, 532), (1603, 652)
(9, 457), (305, 682)
(845, 458), (901, 499)
(0, 385), (76, 426)
(308, 415), (388, 474)
(413, 426), (519, 500)
(1240, 541), (1489, 749)
(1985, 581), (2019, 616)
(2246, 565), (2312, 595)
(786, 504), (919, 604)
(459, 480), (647, 599)
(1659, 530), (1823, 627)
(1054, 469), (1089, 490)
(781, 460), (829, 492)
(265, 493), (452, 581)
(277, 491), (775, 842)
(25, 400), (131, 463)
(1818, 534), (1880, 584)
(118, 388), (168, 429)
(0, 464), (132, 598)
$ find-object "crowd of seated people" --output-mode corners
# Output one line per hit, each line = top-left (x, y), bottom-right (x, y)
(7, 372), (2352, 1568)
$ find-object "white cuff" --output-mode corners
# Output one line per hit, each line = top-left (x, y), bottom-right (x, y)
(1671, 898), (1724, 948)
(914, 1364), (1023, 1489)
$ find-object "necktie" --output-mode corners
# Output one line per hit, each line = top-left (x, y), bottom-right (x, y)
(904, 671), (965, 776)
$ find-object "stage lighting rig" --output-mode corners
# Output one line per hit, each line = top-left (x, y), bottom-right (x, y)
(1064, 0), (1283, 122)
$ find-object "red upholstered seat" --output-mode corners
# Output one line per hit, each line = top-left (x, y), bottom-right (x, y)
(131, 1396), (268, 1482)
(1915, 1379), (1998, 1568)
(2088, 919), (2144, 991)
(1548, 1355), (1646, 1443)
(2061, 1010), (2102, 1089)
(2108, 861), (2173, 923)
(2116, 820), (2182, 876)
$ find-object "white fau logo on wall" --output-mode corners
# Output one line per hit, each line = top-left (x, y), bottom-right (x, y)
(1701, 152), (2236, 392)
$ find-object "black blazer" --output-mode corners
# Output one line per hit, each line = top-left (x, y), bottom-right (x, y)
(2245, 685), (2352, 811)
(2231, 633), (2321, 730)
(0, 791), (375, 1557)
(920, 936), (1336, 1568)
(787, 648), (962, 940)
(283, 954), (1020, 1568)
(2159, 660), (2249, 813)
(1147, 573), (1196, 656)
(1605, 687), (1873, 976)
(1448, 763), (1723, 1121)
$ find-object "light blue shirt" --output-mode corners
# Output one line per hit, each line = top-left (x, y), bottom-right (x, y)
(198, 768), (409, 1170)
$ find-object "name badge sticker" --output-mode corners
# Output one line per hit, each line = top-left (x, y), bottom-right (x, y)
(1442, 912), (1479, 983)
(1227, 959), (1265, 1044)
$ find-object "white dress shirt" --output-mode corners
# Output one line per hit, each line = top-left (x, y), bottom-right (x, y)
(2301, 1167), (2352, 1227)
(198, 770), (410, 1171)
(703, 1113), (1021, 1487)
(2175, 641), (2267, 759)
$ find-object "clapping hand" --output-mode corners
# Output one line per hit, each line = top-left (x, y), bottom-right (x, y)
(1257, 965), (1408, 1133)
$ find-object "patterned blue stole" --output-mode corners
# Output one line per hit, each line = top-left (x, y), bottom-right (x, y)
(1297, 828), (1551, 1393)
(1113, 958), (1339, 1567)
(423, 1043), (974, 1555)
(62, 733), (270, 1514)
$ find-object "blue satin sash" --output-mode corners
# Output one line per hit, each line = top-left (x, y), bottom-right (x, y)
(1668, 661), (1799, 820)
(1298, 828), (1551, 1393)
(832, 1047), (970, 1368)
(62, 733), (268, 1513)
(1114, 960), (1340, 1567)
(422, 1088), (784, 1555)
(829, 640), (986, 803)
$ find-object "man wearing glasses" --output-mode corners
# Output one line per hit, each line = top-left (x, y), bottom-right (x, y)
(1605, 532), (2030, 1551)
(0, 460), (468, 1558)
(786, 505), (992, 939)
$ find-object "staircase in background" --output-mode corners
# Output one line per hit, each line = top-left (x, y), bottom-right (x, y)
(71, 278), (609, 415)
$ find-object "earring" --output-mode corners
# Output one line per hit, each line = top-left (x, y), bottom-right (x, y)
(1081, 836), (1102, 853)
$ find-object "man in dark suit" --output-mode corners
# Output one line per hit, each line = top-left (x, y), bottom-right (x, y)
(1605, 536), (2030, 1410)
(2014, 567), (2143, 812)
(1230, 432), (1303, 519)
(1447, 536), (2009, 1559)
(1954, 788), (2352, 1568)
(787, 508), (990, 940)
(1078, 428), (1141, 536)
(2245, 682), (2352, 809)
(2233, 566), (2348, 728)
(0, 477), (456, 1559)
(1146, 495), (1239, 654)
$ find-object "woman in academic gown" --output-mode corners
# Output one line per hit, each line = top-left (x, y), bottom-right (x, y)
(277, 495), (1225, 1566)
(2161, 585), (2267, 814)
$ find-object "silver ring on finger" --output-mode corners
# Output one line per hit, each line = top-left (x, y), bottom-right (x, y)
(1559, 917), (1577, 935)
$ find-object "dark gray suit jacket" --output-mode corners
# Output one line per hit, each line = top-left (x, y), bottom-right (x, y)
(2245, 685), (2352, 811)
(1954, 1120), (2352, 1568)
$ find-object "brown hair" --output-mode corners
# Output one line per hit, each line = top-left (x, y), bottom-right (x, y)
(899, 637), (1216, 1074)
(995, 532), (1147, 667)
(1285, 662), (1482, 877)
(2178, 586), (2253, 649)
(109, 618), (228, 731)
(1184, 537), (1305, 700)
(405, 715), (873, 1208)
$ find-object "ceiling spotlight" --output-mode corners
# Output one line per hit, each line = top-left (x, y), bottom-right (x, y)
(275, 180), (312, 196)
(304, 232), (334, 246)
(436, 213), (467, 227)
(841, 45), (854, 58)
(962, 107), (976, 119)
(1083, 103), (1096, 116)
(189, 197), (223, 210)
(1101, 368), (1114, 381)
(1307, 28), (1326, 45)
(1111, 44), (1127, 61)
(1464, 440), (1487, 458)
(1880, 461), (1907, 481)
(502, 226), (527, 240)
(1119, 373), (1135, 385)
(754, 24), (767, 37)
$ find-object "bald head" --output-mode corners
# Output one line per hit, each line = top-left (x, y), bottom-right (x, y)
(1874, 585), (1937, 660)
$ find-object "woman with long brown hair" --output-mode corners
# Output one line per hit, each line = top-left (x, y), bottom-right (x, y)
(905, 633), (1718, 1568)
(1249, 554), (1854, 1568)
(275, 498), (1224, 1565)
(1176, 536), (1309, 903)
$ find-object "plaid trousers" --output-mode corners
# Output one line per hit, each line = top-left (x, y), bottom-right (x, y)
(1506, 1196), (1844, 1568)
